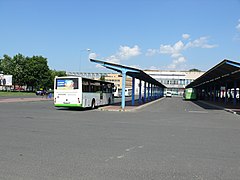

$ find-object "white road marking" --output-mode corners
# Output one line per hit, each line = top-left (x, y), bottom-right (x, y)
(188, 110), (208, 113)
(117, 155), (124, 159)
(125, 146), (136, 152)
(105, 145), (143, 162)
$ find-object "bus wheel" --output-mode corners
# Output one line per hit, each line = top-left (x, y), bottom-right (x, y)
(108, 98), (111, 105)
(91, 99), (95, 109)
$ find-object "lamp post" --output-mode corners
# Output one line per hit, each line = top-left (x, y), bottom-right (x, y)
(79, 48), (91, 73)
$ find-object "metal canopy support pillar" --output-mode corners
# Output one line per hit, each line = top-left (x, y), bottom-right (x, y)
(234, 80), (237, 106)
(210, 86), (212, 101)
(206, 87), (208, 100)
(225, 83), (228, 104)
(218, 85), (221, 102)
(154, 85), (157, 99)
(154, 85), (157, 98)
(213, 84), (217, 102)
(121, 69), (127, 109)
(156, 86), (158, 98)
(139, 80), (142, 104)
(204, 87), (206, 100)
(144, 81), (147, 103)
(151, 84), (153, 100)
(132, 77), (135, 106)
(89, 59), (165, 109)
(147, 83), (150, 101)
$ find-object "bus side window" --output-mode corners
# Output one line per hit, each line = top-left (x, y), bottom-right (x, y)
(82, 80), (90, 92)
(73, 79), (78, 89)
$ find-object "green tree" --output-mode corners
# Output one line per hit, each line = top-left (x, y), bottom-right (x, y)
(12, 54), (27, 87)
(0, 54), (14, 75)
(0, 56), (4, 72)
(100, 75), (105, 81)
(49, 70), (66, 89)
(189, 68), (201, 72)
(25, 56), (51, 90)
(1, 53), (67, 91)
(1, 54), (26, 88)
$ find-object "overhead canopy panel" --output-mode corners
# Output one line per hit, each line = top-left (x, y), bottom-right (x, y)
(90, 59), (166, 88)
(186, 59), (240, 88)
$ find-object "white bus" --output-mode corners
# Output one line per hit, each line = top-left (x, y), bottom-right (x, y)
(54, 76), (114, 109)
(113, 86), (121, 97)
(113, 86), (132, 97)
(124, 88), (132, 97)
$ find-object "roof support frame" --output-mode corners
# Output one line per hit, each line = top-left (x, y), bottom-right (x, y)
(90, 59), (166, 109)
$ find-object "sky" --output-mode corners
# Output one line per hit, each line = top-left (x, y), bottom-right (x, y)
(0, 0), (240, 73)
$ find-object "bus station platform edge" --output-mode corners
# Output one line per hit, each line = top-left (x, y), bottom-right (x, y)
(198, 100), (240, 115)
(98, 97), (165, 112)
(0, 97), (53, 103)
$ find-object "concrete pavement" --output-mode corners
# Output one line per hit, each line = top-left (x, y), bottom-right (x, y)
(1, 97), (240, 179)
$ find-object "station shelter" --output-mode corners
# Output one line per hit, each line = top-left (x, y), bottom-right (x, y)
(186, 59), (240, 107)
(90, 59), (166, 109)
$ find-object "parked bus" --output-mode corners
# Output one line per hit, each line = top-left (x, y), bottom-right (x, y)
(124, 88), (132, 97)
(113, 86), (121, 97)
(114, 87), (132, 97)
(54, 76), (114, 109)
(183, 88), (197, 100)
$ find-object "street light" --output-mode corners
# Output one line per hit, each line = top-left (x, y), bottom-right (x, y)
(79, 48), (91, 73)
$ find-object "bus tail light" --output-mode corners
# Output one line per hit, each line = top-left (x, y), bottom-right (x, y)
(54, 98), (56, 103)
(78, 98), (80, 103)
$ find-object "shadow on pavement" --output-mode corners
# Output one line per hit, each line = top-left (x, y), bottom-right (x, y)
(192, 100), (222, 110)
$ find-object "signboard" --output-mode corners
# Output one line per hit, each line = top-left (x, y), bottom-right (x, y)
(57, 79), (74, 90)
(0, 74), (12, 86)
(220, 86), (226, 91)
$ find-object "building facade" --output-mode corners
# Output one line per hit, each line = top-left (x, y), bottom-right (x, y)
(67, 72), (132, 89)
(67, 72), (109, 80)
(144, 70), (205, 96)
(104, 73), (132, 88)
(67, 70), (204, 96)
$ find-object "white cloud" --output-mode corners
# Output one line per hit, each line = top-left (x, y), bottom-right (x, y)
(171, 53), (182, 58)
(160, 41), (185, 55)
(175, 56), (186, 63)
(185, 37), (217, 49)
(168, 55), (187, 70)
(146, 49), (159, 56)
(148, 66), (159, 70)
(146, 34), (217, 70)
(159, 40), (186, 70)
(118, 45), (141, 60)
(182, 34), (190, 39)
(233, 19), (240, 41)
(106, 55), (120, 64)
(88, 52), (98, 59)
(129, 64), (141, 69)
(236, 19), (240, 31)
(159, 44), (174, 54)
(105, 45), (141, 64)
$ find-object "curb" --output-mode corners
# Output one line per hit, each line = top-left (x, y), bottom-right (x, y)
(198, 100), (238, 115)
(0, 97), (53, 103)
(98, 97), (165, 112)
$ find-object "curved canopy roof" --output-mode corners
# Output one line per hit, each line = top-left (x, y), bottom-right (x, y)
(186, 59), (240, 88)
(90, 59), (166, 88)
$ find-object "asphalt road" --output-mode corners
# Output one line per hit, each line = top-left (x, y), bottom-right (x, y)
(0, 97), (240, 179)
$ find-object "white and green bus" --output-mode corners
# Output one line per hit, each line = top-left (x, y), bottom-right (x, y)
(54, 76), (114, 109)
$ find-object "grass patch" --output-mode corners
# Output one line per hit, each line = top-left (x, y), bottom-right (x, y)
(0, 91), (36, 97)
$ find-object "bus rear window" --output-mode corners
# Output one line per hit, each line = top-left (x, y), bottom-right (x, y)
(56, 78), (78, 90)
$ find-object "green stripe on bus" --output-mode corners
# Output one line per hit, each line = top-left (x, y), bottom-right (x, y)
(54, 104), (82, 107)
